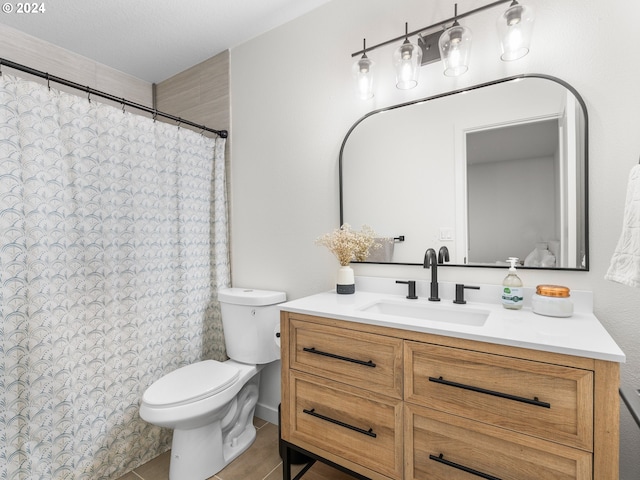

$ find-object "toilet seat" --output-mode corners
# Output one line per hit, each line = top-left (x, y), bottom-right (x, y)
(143, 360), (240, 408)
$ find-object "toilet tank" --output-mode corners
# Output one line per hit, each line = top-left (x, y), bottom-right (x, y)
(218, 287), (286, 364)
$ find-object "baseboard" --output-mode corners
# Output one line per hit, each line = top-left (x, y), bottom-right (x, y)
(255, 402), (279, 425)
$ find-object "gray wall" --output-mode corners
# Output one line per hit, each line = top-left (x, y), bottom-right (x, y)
(468, 155), (557, 263)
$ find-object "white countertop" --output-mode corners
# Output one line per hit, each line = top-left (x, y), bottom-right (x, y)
(279, 278), (625, 363)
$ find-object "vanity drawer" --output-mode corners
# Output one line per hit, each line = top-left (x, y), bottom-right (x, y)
(405, 403), (592, 480)
(289, 316), (403, 398)
(405, 342), (593, 450)
(287, 370), (403, 479)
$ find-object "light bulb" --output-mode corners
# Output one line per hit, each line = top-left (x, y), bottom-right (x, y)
(393, 38), (422, 90)
(439, 23), (472, 77)
(352, 53), (374, 100)
(498, 1), (534, 61)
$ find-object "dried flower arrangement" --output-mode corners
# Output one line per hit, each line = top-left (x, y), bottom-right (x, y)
(316, 224), (379, 266)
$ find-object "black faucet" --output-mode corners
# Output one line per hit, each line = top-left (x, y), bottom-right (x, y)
(423, 248), (440, 301)
(396, 280), (418, 299)
(424, 246), (450, 301)
(438, 246), (450, 264)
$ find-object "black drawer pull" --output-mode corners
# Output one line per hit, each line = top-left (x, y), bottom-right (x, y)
(303, 408), (377, 438)
(428, 376), (551, 408)
(303, 347), (376, 368)
(430, 453), (501, 480)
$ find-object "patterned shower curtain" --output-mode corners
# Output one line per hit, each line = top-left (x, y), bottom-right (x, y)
(0, 74), (230, 479)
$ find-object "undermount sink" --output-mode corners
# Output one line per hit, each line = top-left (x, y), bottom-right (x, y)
(360, 300), (489, 327)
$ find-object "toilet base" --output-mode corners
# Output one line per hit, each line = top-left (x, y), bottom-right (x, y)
(168, 374), (261, 480)
(169, 422), (257, 480)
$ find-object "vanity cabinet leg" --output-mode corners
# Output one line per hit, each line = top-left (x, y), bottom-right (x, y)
(282, 444), (292, 480)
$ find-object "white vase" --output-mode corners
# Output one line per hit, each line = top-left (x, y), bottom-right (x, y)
(336, 265), (355, 294)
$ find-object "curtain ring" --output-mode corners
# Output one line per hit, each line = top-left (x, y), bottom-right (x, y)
(122, 98), (126, 114)
(152, 109), (158, 122)
(87, 86), (91, 103)
(177, 118), (182, 129)
(46, 74), (51, 91)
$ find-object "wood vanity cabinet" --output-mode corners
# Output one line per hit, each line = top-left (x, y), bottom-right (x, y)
(280, 311), (620, 480)
(283, 314), (404, 479)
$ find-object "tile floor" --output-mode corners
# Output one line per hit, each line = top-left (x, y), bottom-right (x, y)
(116, 418), (356, 480)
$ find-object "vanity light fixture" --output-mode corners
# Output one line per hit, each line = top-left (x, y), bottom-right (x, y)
(497, 0), (535, 61)
(393, 23), (422, 89)
(350, 0), (535, 98)
(439, 4), (472, 76)
(353, 38), (375, 99)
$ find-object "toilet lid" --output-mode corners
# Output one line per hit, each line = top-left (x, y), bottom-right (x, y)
(143, 360), (240, 408)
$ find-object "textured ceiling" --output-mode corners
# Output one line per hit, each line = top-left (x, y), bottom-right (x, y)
(0, 0), (331, 83)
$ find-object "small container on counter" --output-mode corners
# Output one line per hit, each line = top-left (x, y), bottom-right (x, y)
(532, 284), (573, 317)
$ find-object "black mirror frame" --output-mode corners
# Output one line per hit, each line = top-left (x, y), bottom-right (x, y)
(339, 73), (589, 271)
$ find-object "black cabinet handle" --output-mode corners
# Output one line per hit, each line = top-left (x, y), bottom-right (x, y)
(303, 347), (376, 368)
(428, 376), (551, 408)
(430, 453), (502, 480)
(303, 408), (377, 438)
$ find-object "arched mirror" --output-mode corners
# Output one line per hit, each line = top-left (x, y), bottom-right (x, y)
(340, 74), (588, 270)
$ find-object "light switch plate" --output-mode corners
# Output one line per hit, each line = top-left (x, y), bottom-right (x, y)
(439, 227), (454, 241)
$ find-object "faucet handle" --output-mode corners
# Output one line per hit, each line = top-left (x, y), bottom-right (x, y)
(396, 280), (418, 299)
(453, 284), (480, 304)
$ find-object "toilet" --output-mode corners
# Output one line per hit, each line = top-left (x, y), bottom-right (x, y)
(139, 287), (286, 480)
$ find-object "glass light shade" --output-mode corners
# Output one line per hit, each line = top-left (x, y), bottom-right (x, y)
(497, 2), (534, 61)
(352, 54), (374, 100)
(439, 23), (472, 77)
(393, 39), (422, 90)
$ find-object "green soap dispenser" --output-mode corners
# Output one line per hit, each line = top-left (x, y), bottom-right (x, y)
(502, 257), (523, 310)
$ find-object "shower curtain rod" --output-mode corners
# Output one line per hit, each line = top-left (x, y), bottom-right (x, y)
(0, 57), (228, 138)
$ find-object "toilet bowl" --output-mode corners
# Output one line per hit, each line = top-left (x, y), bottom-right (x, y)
(139, 287), (286, 480)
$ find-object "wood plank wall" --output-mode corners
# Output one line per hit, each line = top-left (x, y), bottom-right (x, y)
(154, 50), (230, 136)
(0, 23), (229, 140)
(0, 24), (152, 107)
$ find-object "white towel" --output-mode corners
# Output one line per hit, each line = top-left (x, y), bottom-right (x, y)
(367, 237), (395, 262)
(605, 165), (640, 288)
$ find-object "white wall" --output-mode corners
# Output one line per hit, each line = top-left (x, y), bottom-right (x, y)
(230, 0), (640, 477)
(342, 98), (457, 262)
